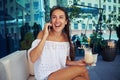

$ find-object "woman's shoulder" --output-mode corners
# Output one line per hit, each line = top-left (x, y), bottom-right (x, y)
(37, 31), (44, 39)
(63, 33), (69, 42)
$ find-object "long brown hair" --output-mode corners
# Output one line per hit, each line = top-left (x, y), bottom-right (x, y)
(50, 6), (75, 60)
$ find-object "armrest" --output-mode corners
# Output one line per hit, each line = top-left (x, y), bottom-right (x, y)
(0, 50), (29, 80)
(0, 62), (7, 80)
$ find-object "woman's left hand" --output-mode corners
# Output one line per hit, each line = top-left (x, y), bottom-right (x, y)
(75, 59), (87, 66)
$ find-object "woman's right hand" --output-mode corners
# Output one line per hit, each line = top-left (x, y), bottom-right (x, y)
(43, 23), (52, 38)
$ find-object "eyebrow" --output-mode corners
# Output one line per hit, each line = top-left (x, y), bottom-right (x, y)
(52, 15), (65, 17)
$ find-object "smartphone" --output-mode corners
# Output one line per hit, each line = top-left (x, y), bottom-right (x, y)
(48, 25), (52, 31)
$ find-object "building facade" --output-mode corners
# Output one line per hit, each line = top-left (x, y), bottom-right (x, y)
(25, 0), (45, 28)
(67, 0), (120, 31)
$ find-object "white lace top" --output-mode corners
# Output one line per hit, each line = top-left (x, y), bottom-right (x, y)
(28, 39), (70, 80)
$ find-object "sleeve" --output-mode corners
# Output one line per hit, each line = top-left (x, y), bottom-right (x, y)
(27, 39), (41, 54)
(27, 39), (40, 75)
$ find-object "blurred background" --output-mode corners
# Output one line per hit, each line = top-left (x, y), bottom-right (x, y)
(0, 0), (120, 58)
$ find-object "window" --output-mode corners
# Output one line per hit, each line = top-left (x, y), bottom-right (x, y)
(113, 6), (116, 12)
(0, 1), (2, 7)
(25, 14), (31, 21)
(88, 15), (92, 19)
(81, 2), (85, 5)
(3, 0), (7, 4)
(108, 6), (111, 12)
(103, 5), (106, 11)
(33, 2), (39, 9)
(74, 23), (78, 29)
(10, 0), (13, 3)
(118, 7), (120, 12)
(34, 14), (39, 21)
(25, 3), (30, 11)
(89, 24), (92, 30)
(113, 0), (116, 3)
(95, 15), (98, 20)
(6, 28), (9, 34)
(11, 28), (14, 34)
(88, 3), (92, 7)
(94, 4), (98, 8)
(82, 24), (85, 29)
(10, 7), (14, 13)
(108, 0), (111, 2)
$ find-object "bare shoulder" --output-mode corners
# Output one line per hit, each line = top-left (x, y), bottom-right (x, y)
(37, 31), (44, 39)
(63, 33), (69, 42)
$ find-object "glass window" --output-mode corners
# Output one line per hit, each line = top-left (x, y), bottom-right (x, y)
(88, 3), (92, 7)
(10, 7), (14, 13)
(6, 28), (9, 34)
(89, 24), (92, 30)
(3, 0), (7, 4)
(81, 2), (85, 5)
(34, 14), (39, 21)
(11, 28), (14, 33)
(74, 23), (78, 29)
(108, 6), (111, 12)
(25, 3), (30, 11)
(103, 5), (106, 10)
(10, 0), (13, 3)
(94, 4), (98, 8)
(108, 0), (111, 2)
(82, 24), (85, 29)
(113, 0), (116, 3)
(33, 2), (39, 9)
(88, 15), (92, 19)
(25, 14), (31, 21)
(118, 7), (120, 12)
(113, 6), (116, 12)
(0, 1), (2, 7)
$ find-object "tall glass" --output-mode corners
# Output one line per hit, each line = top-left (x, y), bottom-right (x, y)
(84, 48), (94, 64)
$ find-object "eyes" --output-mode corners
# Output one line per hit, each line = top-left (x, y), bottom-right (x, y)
(51, 15), (66, 20)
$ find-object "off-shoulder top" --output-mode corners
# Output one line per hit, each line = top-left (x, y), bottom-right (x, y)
(28, 39), (70, 80)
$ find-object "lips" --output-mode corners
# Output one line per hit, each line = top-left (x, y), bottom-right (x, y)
(54, 23), (61, 27)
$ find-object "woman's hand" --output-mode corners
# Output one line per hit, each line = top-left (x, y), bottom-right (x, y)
(43, 23), (52, 38)
(75, 59), (87, 66)
(66, 58), (87, 66)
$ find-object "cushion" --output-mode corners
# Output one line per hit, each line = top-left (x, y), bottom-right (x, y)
(0, 62), (7, 80)
(0, 56), (11, 80)
(10, 50), (29, 80)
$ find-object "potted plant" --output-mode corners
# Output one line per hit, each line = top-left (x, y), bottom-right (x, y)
(90, 30), (104, 55)
(20, 32), (34, 50)
(100, 11), (118, 61)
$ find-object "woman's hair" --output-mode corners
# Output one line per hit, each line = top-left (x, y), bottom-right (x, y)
(50, 6), (75, 61)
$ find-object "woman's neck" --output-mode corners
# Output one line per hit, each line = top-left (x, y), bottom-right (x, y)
(48, 31), (64, 41)
(49, 31), (62, 37)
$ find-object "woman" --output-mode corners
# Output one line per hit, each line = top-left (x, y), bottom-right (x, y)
(28, 6), (90, 80)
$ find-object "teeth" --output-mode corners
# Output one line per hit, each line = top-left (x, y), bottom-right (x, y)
(55, 23), (61, 27)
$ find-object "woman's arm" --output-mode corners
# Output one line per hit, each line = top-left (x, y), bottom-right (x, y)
(66, 57), (86, 66)
(29, 23), (50, 63)
(29, 31), (47, 63)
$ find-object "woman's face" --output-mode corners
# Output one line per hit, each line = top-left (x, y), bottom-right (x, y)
(51, 9), (67, 32)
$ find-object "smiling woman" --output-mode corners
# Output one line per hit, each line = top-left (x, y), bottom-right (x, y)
(28, 6), (90, 80)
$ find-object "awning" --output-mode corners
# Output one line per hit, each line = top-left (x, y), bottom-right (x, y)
(67, 7), (99, 15)
(81, 8), (99, 14)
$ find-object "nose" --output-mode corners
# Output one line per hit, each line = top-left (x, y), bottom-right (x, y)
(55, 17), (60, 23)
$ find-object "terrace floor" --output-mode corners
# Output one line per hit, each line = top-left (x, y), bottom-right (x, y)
(75, 55), (120, 80)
